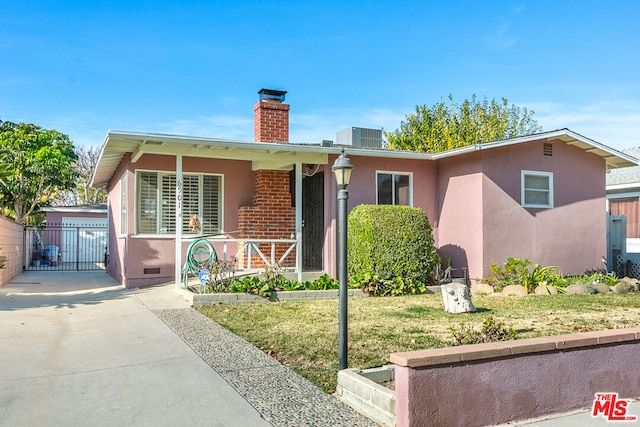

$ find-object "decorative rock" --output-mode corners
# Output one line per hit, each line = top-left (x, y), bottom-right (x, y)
(618, 278), (640, 292)
(566, 284), (597, 295)
(593, 283), (611, 294)
(470, 283), (494, 296)
(534, 285), (558, 295)
(613, 282), (631, 294)
(502, 285), (528, 297)
(441, 283), (476, 313)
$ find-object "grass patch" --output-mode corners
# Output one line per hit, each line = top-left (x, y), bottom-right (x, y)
(197, 292), (640, 393)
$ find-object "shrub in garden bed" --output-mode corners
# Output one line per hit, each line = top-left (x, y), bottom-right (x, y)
(347, 204), (440, 296)
(194, 258), (341, 299)
(483, 258), (622, 295)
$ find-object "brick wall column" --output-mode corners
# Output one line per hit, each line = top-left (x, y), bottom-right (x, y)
(238, 92), (295, 269)
(237, 170), (295, 268)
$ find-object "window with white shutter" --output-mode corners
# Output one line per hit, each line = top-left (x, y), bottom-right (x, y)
(138, 172), (158, 234)
(182, 175), (201, 233)
(161, 174), (176, 233)
(136, 171), (222, 235)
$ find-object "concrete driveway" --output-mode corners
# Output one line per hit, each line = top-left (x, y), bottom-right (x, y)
(0, 271), (271, 426)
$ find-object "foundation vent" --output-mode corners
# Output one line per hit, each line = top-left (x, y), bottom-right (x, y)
(144, 267), (161, 275)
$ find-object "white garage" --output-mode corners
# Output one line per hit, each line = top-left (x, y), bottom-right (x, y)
(32, 205), (109, 271)
(61, 217), (108, 265)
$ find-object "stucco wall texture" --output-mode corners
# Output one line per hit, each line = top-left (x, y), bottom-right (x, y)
(108, 153), (254, 287)
(395, 339), (640, 426)
(436, 139), (606, 279)
(0, 216), (24, 287)
(105, 135), (610, 287)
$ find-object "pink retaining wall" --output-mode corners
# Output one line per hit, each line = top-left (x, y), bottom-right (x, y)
(0, 216), (24, 287)
(391, 329), (640, 427)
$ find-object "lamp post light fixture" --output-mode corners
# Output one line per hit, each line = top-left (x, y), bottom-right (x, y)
(332, 150), (353, 371)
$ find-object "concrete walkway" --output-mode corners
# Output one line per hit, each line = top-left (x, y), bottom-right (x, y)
(0, 271), (272, 426)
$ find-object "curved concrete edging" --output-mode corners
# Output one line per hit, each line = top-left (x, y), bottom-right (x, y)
(180, 288), (372, 306)
(181, 284), (443, 307)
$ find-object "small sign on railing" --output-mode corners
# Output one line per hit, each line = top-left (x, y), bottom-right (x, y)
(198, 269), (210, 285)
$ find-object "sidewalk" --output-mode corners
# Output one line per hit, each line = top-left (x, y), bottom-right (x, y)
(506, 401), (640, 426)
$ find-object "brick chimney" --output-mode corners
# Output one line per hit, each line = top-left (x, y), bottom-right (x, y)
(254, 88), (289, 142)
(238, 89), (295, 269)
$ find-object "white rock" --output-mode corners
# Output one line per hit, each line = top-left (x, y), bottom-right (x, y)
(441, 283), (476, 313)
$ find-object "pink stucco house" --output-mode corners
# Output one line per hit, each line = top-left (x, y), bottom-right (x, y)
(90, 89), (637, 288)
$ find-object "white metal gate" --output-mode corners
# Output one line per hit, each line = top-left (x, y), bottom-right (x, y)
(608, 215), (628, 276)
(25, 222), (108, 271)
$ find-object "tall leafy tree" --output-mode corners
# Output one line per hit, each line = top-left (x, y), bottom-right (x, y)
(50, 145), (107, 206)
(0, 120), (78, 223)
(385, 95), (542, 153)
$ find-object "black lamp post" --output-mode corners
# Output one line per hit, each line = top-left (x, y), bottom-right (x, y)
(332, 150), (353, 370)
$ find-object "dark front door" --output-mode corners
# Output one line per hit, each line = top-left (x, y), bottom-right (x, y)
(302, 172), (324, 271)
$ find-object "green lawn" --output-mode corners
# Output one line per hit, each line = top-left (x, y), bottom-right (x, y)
(197, 292), (640, 393)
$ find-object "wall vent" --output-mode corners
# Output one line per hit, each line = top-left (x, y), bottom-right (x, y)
(543, 143), (553, 156)
(144, 267), (161, 275)
(336, 127), (383, 149)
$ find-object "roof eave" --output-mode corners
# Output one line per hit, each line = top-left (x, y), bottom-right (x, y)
(472, 129), (638, 169)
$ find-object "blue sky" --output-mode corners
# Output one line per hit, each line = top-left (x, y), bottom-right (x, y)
(1, 1), (639, 150)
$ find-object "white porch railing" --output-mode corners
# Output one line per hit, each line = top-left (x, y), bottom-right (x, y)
(224, 238), (298, 271)
(183, 237), (300, 273)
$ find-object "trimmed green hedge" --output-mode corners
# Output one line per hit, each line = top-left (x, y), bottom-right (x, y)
(347, 204), (439, 284)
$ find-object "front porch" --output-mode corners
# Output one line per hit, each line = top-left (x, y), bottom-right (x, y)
(180, 235), (326, 291)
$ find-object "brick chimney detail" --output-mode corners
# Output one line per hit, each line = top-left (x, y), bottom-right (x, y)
(238, 89), (295, 269)
(254, 98), (290, 143)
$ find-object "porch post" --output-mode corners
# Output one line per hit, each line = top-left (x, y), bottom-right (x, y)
(175, 154), (183, 289)
(296, 162), (303, 282)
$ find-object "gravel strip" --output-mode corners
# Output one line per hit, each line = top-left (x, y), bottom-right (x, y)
(154, 308), (378, 427)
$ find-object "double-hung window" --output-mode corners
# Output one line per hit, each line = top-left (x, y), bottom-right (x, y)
(376, 171), (412, 206)
(521, 170), (553, 208)
(137, 171), (222, 235)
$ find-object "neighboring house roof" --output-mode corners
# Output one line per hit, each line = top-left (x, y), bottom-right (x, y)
(606, 147), (640, 190)
(91, 128), (637, 188)
(40, 205), (108, 214)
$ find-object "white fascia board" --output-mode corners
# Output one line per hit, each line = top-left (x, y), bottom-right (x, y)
(607, 191), (640, 199)
(607, 182), (640, 191)
(89, 131), (113, 187)
(41, 207), (107, 213)
(104, 130), (437, 160)
(429, 128), (638, 168)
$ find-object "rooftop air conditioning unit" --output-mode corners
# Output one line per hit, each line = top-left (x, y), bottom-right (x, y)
(336, 127), (383, 149)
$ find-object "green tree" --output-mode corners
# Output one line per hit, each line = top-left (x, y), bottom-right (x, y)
(50, 145), (107, 206)
(0, 120), (79, 223)
(385, 95), (542, 153)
